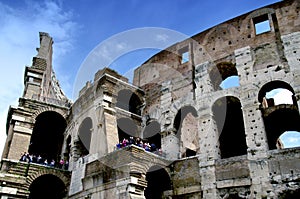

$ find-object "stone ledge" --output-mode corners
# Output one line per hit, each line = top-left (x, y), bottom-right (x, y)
(216, 178), (251, 188)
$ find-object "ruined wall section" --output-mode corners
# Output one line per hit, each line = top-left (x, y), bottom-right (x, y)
(133, 0), (300, 198)
(2, 33), (70, 161)
(68, 68), (144, 171)
(23, 32), (68, 103)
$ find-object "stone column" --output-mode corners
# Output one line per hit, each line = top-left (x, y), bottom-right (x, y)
(161, 130), (180, 160)
(198, 114), (219, 199)
(103, 108), (118, 154)
(242, 101), (274, 198)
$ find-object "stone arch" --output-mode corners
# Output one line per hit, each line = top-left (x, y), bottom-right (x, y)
(25, 169), (70, 189)
(212, 96), (247, 158)
(75, 117), (93, 158)
(247, 7), (275, 20)
(115, 88), (143, 115)
(29, 111), (67, 162)
(198, 22), (240, 61)
(117, 118), (139, 142)
(258, 80), (300, 150)
(258, 80), (296, 107)
(31, 106), (68, 123)
(173, 105), (198, 135)
(144, 165), (172, 199)
(209, 62), (239, 91)
(142, 119), (161, 152)
(173, 105), (199, 157)
(28, 172), (69, 199)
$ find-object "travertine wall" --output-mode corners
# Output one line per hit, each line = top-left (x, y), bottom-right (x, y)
(2, 1), (300, 199)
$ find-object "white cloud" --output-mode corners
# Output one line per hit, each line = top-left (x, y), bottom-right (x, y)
(155, 34), (169, 42)
(266, 88), (293, 105)
(287, 137), (300, 143)
(280, 131), (300, 148)
(0, 1), (77, 156)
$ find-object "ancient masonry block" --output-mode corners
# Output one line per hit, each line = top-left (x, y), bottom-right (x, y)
(1, 1), (300, 198)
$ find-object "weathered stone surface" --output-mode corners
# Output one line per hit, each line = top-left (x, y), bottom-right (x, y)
(2, 1), (300, 198)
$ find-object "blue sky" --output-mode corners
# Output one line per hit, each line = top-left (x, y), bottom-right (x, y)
(0, 0), (288, 154)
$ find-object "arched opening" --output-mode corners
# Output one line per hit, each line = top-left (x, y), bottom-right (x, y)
(29, 111), (66, 163)
(29, 174), (67, 199)
(212, 96), (247, 158)
(258, 81), (297, 108)
(174, 106), (198, 135)
(145, 166), (171, 199)
(263, 108), (300, 150)
(174, 106), (199, 158)
(116, 89), (142, 115)
(209, 62), (239, 91)
(258, 81), (300, 150)
(117, 118), (138, 143)
(76, 117), (92, 157)
(143, 121), (161, 152)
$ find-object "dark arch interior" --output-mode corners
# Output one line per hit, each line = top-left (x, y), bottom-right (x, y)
(145, 166), (171, 199)
(29, 111), (66, 162)
(29, 174), (66, 199)
(143, 121), (161, 149)
(117, 118), (138, 142)
(77, 117), (93, 157)
(209, 62), (238, 91)
(116, 89), (142, 115)
(279, 189), (300, 199)
(212, 96), (247, 159)
(263, 108), (300, 150)
(174, 106), (198, 136)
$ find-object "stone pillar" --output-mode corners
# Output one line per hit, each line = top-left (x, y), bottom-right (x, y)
(242, 103), (268, 159)
(161, 130), (180, 160)
(1, 122), (15, 159)
(234, 46), (254, 86)
(198, 114), (219, 199)
(7, 126), (32, 161)
(242, 101), (274, 198)
(103, 108), (118, 154)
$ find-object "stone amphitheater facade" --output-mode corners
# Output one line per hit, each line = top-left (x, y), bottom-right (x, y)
(1, 0), (300, 198)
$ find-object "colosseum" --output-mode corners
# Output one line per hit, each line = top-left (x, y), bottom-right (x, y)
(1, 0), (300, 198)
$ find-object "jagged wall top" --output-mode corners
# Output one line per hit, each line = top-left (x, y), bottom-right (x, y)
(22, 32), (69, 104)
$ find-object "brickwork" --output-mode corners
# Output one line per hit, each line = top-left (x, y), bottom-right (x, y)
(1, 1), (300, 198)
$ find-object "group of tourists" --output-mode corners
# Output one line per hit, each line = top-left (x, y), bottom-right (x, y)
(19, 152), (69, 170)
(116, 137), (162, 155)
